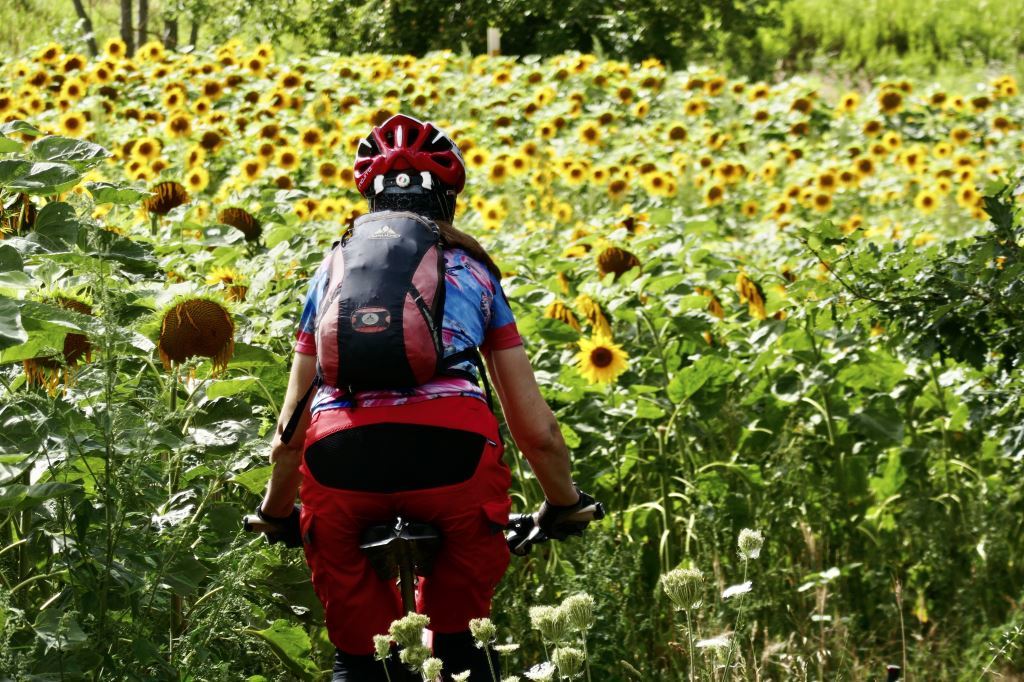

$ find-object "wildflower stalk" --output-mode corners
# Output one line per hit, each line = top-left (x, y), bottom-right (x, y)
(684, 609), (697, 682)
(581, 636), (592, 682)
(485, 647), (498, 682)
(722, 557), (749, 680)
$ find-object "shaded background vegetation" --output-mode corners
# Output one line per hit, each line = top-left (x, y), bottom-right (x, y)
(2, 0), (1024, 80)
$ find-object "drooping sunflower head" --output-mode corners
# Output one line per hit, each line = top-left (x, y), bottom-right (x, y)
(595, 246), (641, 280)
(574, 294), (612, 338)
(143, 181), (189, 215)
(543, 300), (581, 331)
(23, 295), (94, 392)
(575, 335), (629, 385)
(218, 207), (262, 242)
(2, 194), (37, 235)
(157, 297), (235, 373)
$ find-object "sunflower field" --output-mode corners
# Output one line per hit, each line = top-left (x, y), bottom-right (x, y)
(0, 38), (1023, 680)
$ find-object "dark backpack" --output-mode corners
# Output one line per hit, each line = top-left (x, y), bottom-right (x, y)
(280, 211), (491, 444)
(317, 210), (446, 390)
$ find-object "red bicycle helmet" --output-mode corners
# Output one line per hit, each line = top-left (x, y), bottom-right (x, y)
(354, 114), (466, 197)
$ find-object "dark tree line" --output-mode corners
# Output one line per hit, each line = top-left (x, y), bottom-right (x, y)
(67, 0), (782, 75)
(70, 0), (201, 57)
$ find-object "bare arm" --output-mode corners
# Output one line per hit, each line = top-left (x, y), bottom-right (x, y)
(485, 345), (579, 506)
(260, 351), (317, 517)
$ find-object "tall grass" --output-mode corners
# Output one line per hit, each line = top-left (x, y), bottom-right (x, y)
(761, 0), (1024, 77)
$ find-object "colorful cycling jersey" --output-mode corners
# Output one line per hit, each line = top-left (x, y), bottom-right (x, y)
(295, 247), (522, 411)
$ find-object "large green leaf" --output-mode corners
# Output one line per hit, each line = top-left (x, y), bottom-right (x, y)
(667, 355), (733, 403)
(207, 376), (261, 399)
(31, 201), (84, 250)
(0, 271), (33, 296)
(230, 465), (273, 495)
(0, 159), (31, 185)
(0, 296), (28, 350)
(1, 161), (82, 195)
(0, 244), (23, 271)
(0, 135), (21, 153)
(85, 181), (151, 205)
(33, 608), (88, 653)
(0, 481), (78, 510)
(0, 329), (66, 364)
(0, 120), (41, 137)
(246, 620), (319, 680)
(230, 343), (283, 368)
(20, 299), (93, 334)
(31, 136), (110, 169)
(87, 228), (157, 274)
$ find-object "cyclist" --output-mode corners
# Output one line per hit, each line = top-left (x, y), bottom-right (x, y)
(256, 114), (599, 681)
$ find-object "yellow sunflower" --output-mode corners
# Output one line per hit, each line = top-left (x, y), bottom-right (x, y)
(575, 335), (629, 385)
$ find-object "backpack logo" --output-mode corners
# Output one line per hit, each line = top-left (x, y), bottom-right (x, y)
(351, 307), (390, 332)
(369, 225), (401, 240)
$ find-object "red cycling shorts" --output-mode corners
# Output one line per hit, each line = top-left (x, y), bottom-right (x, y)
(298, 396), (512, 655)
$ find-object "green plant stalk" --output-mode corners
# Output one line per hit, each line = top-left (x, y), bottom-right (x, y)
(582, 633), (593, 682)
(656, 428), (672, 572)
(381, 661), (392, 682)
(484, 643), (498, 682)
(684, 609), (697, 682)
(722, 559), (749, 681)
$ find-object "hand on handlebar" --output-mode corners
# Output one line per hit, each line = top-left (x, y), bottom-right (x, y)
(243, 504), (303, 548)
(507, 487), (605, 556)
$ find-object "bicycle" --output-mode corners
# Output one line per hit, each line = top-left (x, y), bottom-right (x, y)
(242, 500), (604, 615)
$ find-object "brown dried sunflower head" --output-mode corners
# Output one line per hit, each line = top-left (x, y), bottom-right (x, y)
(2, 194), (37, 236)
(157, 297), (234, 373)
(596, 246), (641, 280)
(218, 207), (262, 241)
(23, 296), (93, 392)
(144, 181), (189, 215)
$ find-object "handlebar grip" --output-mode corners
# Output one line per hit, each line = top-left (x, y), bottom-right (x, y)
(242, 514), (283, 534)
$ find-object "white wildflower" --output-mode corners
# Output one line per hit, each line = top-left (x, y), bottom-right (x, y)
(722, 581), (752, 600)
(738, 528), (764, 560)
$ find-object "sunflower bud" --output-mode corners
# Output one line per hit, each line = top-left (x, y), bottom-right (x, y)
(660, 567), (704, 611)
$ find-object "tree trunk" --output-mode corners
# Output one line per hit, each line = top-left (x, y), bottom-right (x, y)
(120, 0), (135, 56)
(70, 0), (99, 57)
(137, 0), (149, 49)
(163, 17), (178, 50)
(188, 18), (199, 48)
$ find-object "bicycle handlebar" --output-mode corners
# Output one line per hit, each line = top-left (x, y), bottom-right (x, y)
(242, 501), (605, 555)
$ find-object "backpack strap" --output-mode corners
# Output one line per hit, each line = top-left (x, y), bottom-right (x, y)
(280, 373), (323, 446)
(441, 347), (494, 412)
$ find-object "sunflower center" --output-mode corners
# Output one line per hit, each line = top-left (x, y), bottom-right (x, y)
(590, 347), (614, 368)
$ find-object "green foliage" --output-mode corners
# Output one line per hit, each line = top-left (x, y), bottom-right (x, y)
(761, 0), (1024, 77)
(306, 0), (781, 72)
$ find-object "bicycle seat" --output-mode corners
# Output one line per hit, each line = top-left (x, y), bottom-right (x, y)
(360, 518), (442, 582)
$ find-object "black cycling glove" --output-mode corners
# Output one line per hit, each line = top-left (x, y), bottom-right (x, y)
(256, 504), (303, 548)
(536, 487), (604, 540)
